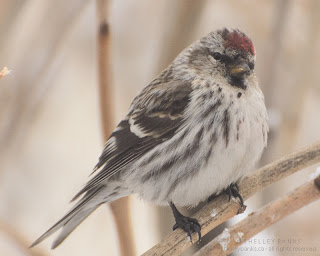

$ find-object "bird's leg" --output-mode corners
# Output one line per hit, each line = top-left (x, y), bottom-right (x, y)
(169, 202), (201, 242)
(207, 183), (246, 214)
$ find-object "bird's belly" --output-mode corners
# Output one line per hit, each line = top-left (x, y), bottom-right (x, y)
(131, 119), (265, 207)
(169, 124), (265, 206)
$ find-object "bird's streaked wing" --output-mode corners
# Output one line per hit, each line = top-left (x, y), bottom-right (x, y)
(72, 78), (193, 201)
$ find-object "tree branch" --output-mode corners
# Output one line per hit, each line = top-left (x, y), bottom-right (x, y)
(142, 142), (320, 256)
(194, 174), (320, 255)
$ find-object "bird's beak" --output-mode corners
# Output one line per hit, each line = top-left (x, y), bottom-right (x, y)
(229, 62), (250, 79)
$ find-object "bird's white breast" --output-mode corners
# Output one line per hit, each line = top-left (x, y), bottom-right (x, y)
(168, 82), (267, 206)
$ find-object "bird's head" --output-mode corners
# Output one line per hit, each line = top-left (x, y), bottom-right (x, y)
(175, 28), (256, 90)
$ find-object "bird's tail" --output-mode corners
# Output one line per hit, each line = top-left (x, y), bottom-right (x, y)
(30, 185), (109, 249)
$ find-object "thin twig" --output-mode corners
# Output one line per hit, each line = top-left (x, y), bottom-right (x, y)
(96, 1), (136, 255)
(96, 0), (115, 138)
(194, 174), (320, 255)
(142, 142), (320, 256)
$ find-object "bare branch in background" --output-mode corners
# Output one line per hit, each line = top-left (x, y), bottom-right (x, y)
(96, 1), (136, 255)
(143, 142), (320, 256)
(96, 0), (115, 138)
(194, 174), (320, 256)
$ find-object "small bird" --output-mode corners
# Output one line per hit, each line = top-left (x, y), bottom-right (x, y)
(31, 28), (268, 249)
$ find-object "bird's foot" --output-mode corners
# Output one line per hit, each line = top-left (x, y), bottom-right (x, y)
(173, 215), (201, 242)
(225, 183), (246, 214)
(169, 202), (201, 242)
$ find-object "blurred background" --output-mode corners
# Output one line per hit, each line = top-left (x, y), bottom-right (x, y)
(0, 0), (320, 255)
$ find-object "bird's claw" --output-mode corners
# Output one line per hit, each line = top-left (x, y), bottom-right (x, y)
(173, 215), (201, 242)
(226, 183), (246, 214)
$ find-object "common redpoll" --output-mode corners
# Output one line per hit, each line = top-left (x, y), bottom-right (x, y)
(31, 28), (268, 249)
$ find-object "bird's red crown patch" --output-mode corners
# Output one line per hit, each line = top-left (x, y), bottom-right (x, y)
(222, 29), (255, 55)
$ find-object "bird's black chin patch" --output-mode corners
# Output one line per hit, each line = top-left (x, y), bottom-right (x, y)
(229, 76), (247, 90)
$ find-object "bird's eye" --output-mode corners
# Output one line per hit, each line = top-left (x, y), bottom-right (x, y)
(212, 52), (222, 61)
(249, 62), (255, 70)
